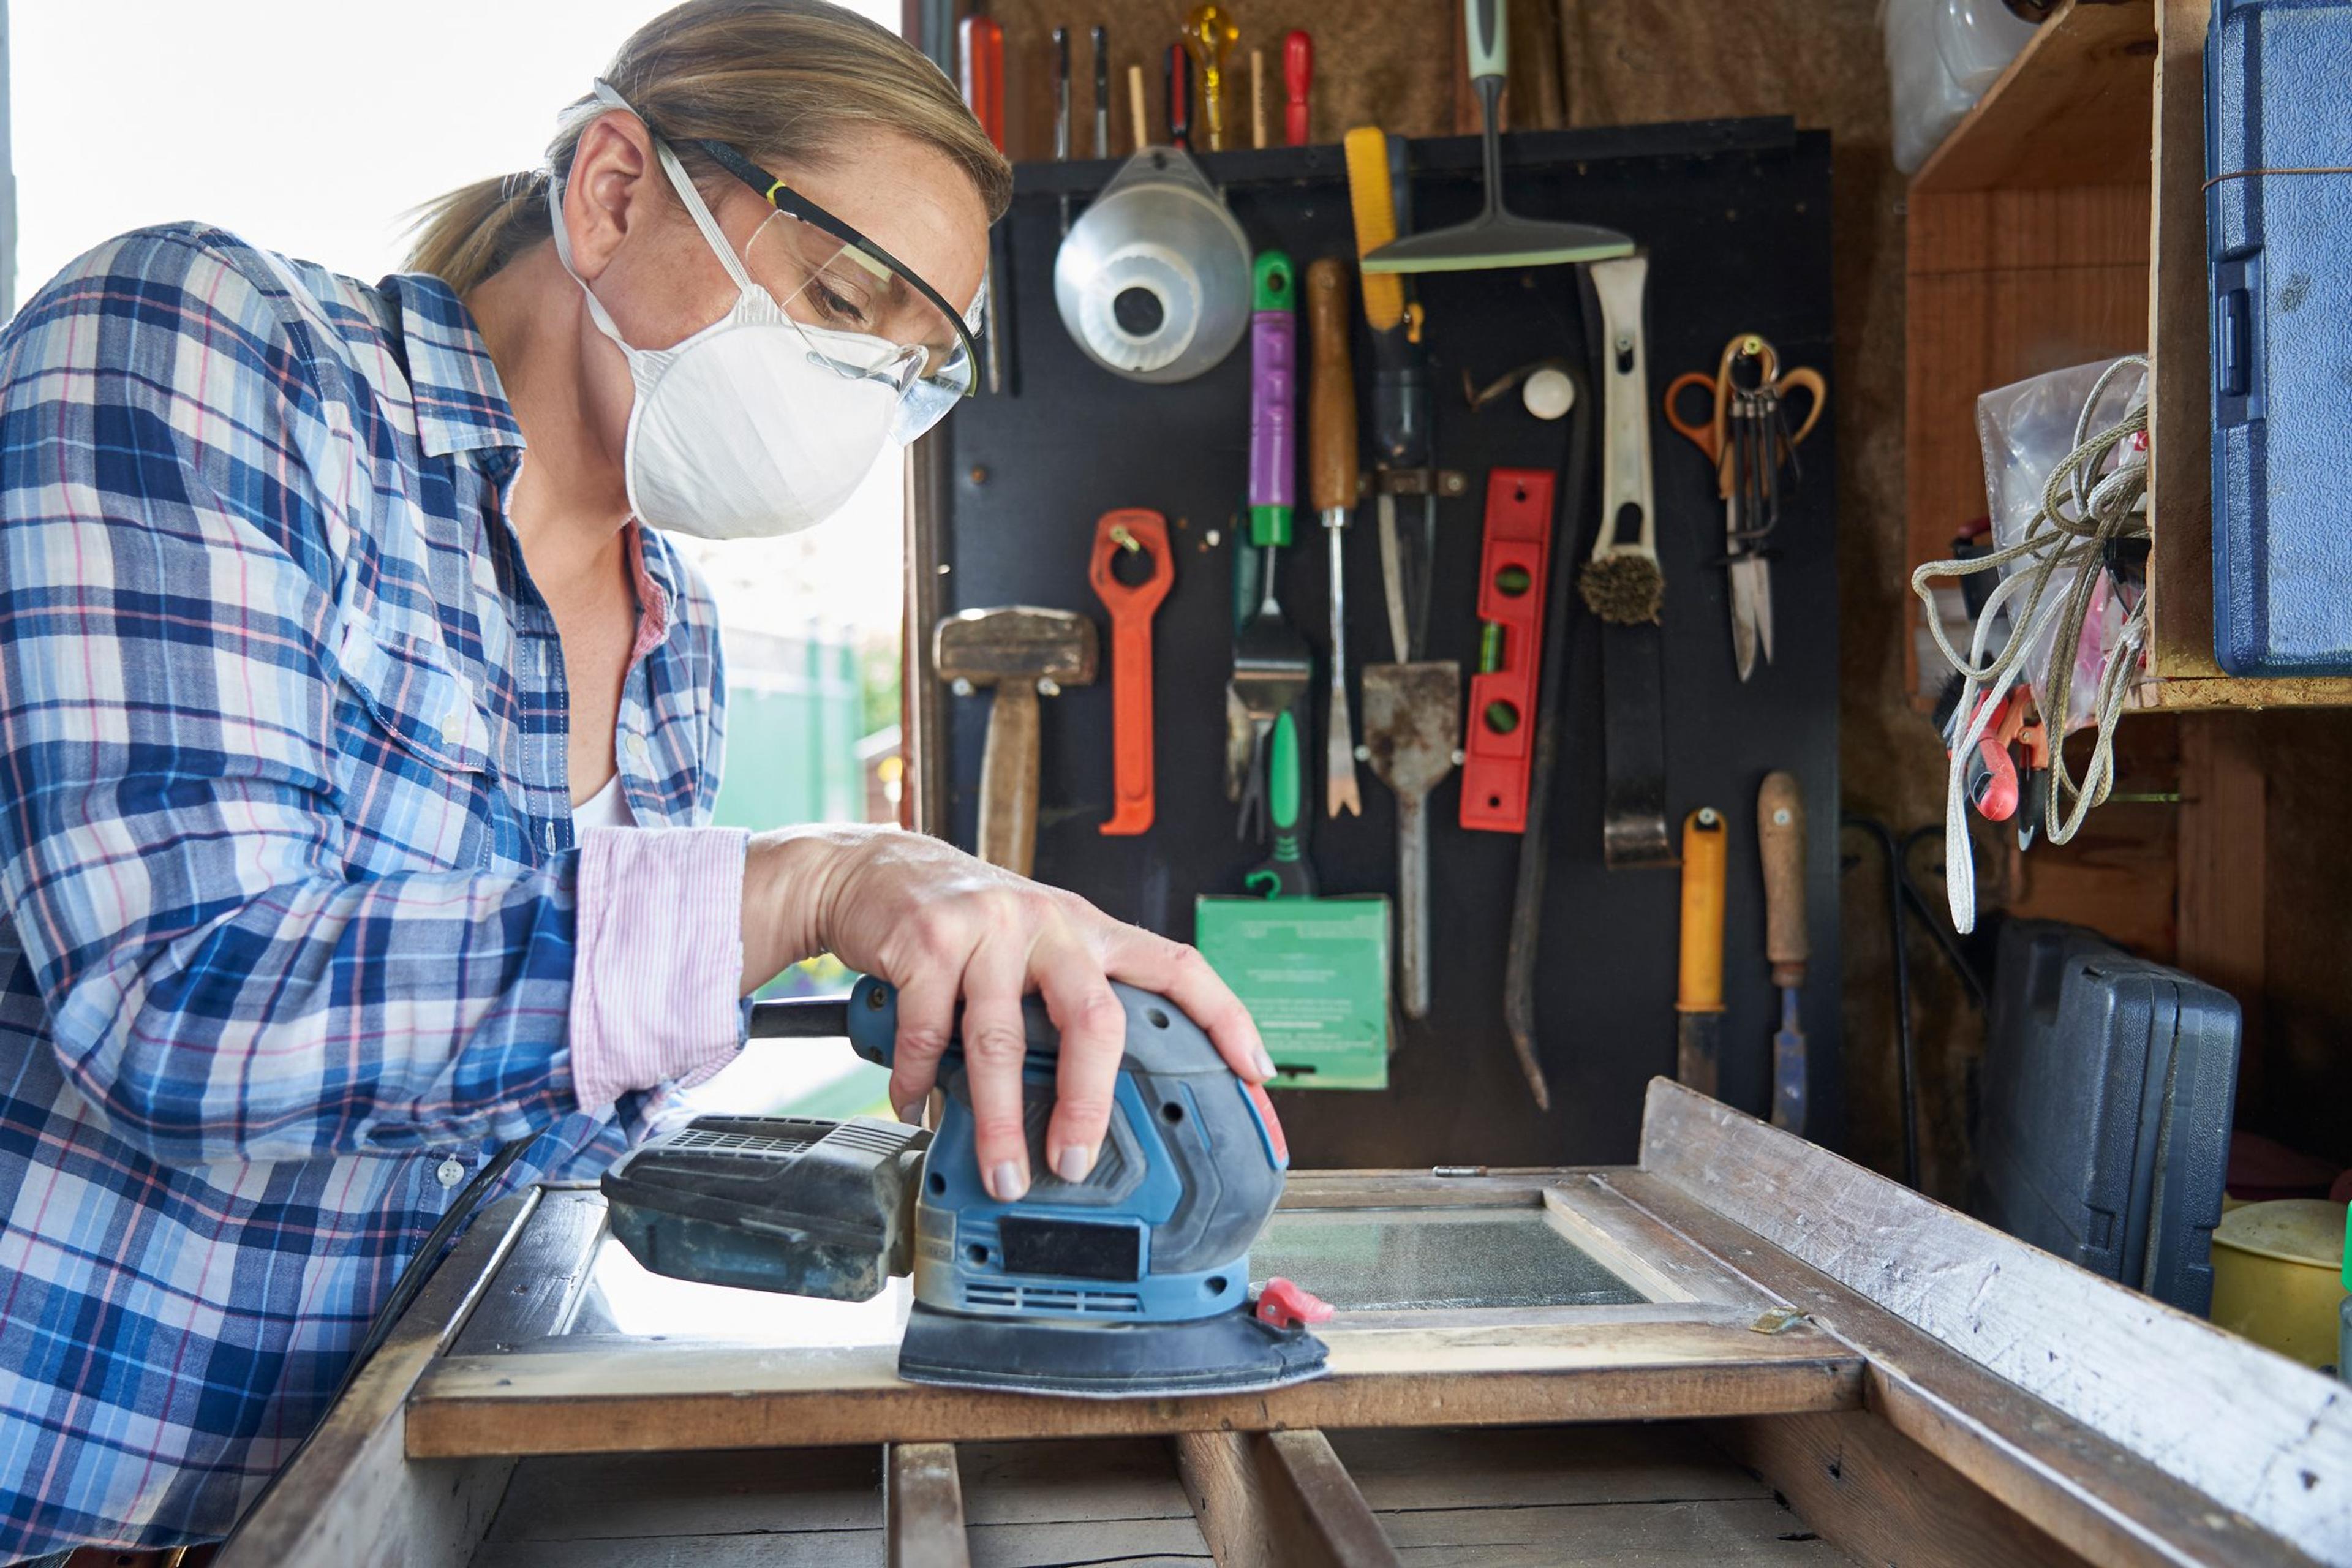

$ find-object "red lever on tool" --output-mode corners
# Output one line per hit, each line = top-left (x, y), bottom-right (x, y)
(959, 17), (1005, 151)
(1461, 469), (1557, 834)
(1256, 1277), (1333, 1330)
(1283, 31), (1313, 146)
(1090, 508), (1174, 835)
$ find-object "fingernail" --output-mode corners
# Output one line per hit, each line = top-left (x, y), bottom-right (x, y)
(991, 1161), (1028, 1202)
(1054, 1144), (1094, 1183)
(1252, 1046), (1277, 1080)
(896, 1101), (924, 1126)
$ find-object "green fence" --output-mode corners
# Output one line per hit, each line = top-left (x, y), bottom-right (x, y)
(709, 628), (867, 832)
(699, 625), (894, 1121)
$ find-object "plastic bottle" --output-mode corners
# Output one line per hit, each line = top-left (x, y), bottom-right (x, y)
(1883, 0), (2044, 173)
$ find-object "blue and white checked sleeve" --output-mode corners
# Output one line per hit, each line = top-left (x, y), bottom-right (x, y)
(0, 229), (587, 1165)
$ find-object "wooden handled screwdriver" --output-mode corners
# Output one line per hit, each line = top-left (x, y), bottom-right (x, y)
(1675, 807), (1728, 1097)
(1758, 771), (1808, 1134)
(1306, 258), (1361, 818)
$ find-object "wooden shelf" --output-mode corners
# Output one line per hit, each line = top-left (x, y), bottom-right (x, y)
(1902, 0), (2352, 712)
(1912, 0), (2156, 195)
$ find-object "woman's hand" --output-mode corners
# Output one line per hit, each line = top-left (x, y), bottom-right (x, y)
(742, 826), (1272, 1202)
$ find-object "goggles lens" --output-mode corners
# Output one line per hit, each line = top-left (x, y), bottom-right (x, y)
(747, 210), (979, 439)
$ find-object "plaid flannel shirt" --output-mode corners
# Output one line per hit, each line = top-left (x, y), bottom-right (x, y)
(0, 224), (739, 1558)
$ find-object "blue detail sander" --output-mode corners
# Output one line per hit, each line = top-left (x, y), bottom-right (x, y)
(600, 974), (1332, 1398)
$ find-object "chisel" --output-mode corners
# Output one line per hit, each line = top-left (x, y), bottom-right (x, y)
(1674, 807), (1727, 1098)
(958, 17), (1009, 396)
(1053, 26), (1072, 233)
(1305, 258), (1361, 818)
(1758, 771), (1808, 1134)
(1092, 25), (1110, 157)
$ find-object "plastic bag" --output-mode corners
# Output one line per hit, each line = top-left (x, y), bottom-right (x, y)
(1975, 356), (2147, 731)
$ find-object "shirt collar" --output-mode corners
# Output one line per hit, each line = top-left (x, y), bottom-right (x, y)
(386, 273), (527, 459)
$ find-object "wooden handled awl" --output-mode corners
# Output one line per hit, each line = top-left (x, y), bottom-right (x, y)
(1675, 807), (1728, 1098)
(1757, 771), (1807, 1134)
(1090, 510), (1173, 835)
(1305, 258), (1360, 818)
(933, 608), (1097, 878)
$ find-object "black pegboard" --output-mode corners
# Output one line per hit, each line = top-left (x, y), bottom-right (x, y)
(924, 117), (1839, 1169)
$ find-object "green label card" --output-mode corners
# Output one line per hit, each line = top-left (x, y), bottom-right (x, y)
(1194, 895), (1392, 1090)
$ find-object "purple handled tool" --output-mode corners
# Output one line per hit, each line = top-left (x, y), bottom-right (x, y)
(1248, 251), (1296, 547)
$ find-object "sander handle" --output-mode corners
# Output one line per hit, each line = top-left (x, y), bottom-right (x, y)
(747, 974), (1232, 1082)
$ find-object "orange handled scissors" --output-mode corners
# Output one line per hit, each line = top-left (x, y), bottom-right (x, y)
(1663, 334), (1826, 680)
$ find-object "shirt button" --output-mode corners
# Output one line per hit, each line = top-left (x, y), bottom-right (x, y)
(626, 734), (650, 761)
(436, 1156), (467, 1189)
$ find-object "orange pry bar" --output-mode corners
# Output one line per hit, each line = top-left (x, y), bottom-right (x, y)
(1090, 509), (1175, 835)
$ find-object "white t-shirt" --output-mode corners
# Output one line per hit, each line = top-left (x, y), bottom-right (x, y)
(572, 772), (635, 830)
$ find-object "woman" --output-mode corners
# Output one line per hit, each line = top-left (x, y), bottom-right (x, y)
(0, 2), (1267, 1559)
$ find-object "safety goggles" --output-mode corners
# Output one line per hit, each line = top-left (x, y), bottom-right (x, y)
(686, 135), (982, 443)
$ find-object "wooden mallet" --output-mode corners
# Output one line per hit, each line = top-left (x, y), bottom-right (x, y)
(933, 608), (1098, 878)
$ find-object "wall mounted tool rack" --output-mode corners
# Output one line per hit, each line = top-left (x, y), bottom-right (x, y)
(910, 116), (1837, 1167)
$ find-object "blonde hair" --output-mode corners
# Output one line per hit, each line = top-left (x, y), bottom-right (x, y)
(404, 0), (1011, 295)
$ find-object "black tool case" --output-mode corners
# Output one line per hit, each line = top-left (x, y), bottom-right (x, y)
(909, 119), (1838, 1167)
(1973, 919), (2241, 1316)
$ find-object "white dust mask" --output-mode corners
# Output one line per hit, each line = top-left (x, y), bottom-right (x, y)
(546, 125), (898, 539)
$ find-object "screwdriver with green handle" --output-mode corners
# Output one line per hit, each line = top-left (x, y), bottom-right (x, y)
(1244, 712), (1314, 898)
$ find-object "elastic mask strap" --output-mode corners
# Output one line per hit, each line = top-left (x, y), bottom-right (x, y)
(548, 82), (764, 349)
(589, 79), (761, 297)
(546, 175), (638, 352)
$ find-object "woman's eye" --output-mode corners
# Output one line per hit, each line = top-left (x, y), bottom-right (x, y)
(813, 282), (872, 329)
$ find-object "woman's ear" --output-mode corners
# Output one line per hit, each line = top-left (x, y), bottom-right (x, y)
(562, 109), (659, 282)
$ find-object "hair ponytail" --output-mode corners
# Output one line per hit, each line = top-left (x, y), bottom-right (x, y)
(403, 0), (1010, 296)
(404, 171), (554, 296)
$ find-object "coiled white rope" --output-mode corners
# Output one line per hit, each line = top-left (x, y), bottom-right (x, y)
(1910, 356), (2151, 932)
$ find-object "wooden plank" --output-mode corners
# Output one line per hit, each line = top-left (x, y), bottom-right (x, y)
(407, 1315), (1861, 1458)
(219, 1192), (540, 1568)
(1259, 1431), (1401, 1567)
(2176, 712), (2266, 1087)
(1173, 1430), (1398, 1568)
(1280, 1171), (1567, 1208)
(451, 1188), (605, 1355)
(968, 1520), (1210, 1566)
(475, 1438), (1210, 1565)
(481, 1446), (881, 1542)
(1620, 1167), (2310, 1568)
(2134, 674), (2352, 710)
(1714, 1411), (2082, 1568)
(956, 1437), (1202, 1526)
(1633, 1080), (2343, 1565)
(889, 1442), (972, 1568)
(470, 1537), (878, 1567)
(1542, 1177), (1772, 1306)
(2011, 792), (2181, 961)
(1376, 1496), (1839, 1564)
(1172, 1431), (1277, 1568)
(1329, 1425), (1773, 1510)
(1909, 184), (2153, 275)
(1911, 0), (2156, 195)
(2144, 0), (2215, 682)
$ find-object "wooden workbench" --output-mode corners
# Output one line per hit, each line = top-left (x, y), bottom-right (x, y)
(224, 1083), (2352, 1567)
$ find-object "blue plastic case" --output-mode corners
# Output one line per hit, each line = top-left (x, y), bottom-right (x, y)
(2206, 0), (2352, 675)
